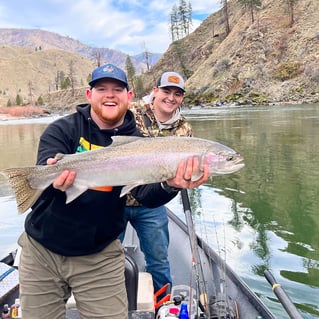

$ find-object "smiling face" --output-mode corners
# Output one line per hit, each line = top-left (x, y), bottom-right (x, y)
(86, 79), (133, 129)
(152, 86), (185, 122)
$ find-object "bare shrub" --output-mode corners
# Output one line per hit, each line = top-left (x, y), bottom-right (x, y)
(213, 59), (231, 76)
(0, 106), (44, 117)
(273, 61), (304, 81)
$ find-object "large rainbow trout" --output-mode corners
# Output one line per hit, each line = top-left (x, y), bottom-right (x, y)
(1, 136), (244, 214)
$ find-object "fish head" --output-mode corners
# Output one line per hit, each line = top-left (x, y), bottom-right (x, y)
(205, 151), (245, 176)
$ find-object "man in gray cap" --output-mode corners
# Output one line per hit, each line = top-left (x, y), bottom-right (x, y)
(138, 71), (192, 136)
(122, 71), (192, 299)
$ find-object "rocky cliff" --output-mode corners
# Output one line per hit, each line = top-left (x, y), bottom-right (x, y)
(141, 0), (319, 106)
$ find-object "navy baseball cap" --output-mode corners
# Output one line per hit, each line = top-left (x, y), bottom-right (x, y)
(89, 63), (129, 89)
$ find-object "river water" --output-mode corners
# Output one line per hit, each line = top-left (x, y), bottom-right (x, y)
(0, 105), (318, 318)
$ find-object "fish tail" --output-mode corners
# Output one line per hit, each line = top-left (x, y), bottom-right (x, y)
(1, 167), (42, 214)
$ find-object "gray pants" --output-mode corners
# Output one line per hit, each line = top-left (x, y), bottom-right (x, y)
(18, 232), (127, 319)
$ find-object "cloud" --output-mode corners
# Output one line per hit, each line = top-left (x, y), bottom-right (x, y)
(0, 0), (221, 55)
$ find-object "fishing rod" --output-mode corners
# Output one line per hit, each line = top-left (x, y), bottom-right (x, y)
(264, 270), (304, 319)
(180, 189), (209, 317)
(181, 189), (241, 319)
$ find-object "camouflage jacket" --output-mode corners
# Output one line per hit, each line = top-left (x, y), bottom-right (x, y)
(132, 103), (193, 137)
(126, 103), (193, 206)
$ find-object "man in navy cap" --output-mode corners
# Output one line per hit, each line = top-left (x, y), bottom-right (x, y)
(17, 63), (211, 319)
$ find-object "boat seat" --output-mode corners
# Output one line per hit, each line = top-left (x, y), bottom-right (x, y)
(137, 272), (154, 312)
(125, 253), (139, 310)
(125, 254), (155, 312)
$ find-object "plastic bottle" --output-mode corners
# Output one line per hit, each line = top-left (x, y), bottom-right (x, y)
(1, 304), (10, 319)
(179, 302), (189, 319)
(17, 306), (22, 319)
(10, 299), (21, 318)
(170, 285), (196, 319)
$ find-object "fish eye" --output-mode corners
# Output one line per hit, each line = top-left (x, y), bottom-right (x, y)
(226, 155), (234, 161)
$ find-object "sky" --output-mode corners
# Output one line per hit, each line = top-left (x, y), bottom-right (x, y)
(0, 0), (220, 55)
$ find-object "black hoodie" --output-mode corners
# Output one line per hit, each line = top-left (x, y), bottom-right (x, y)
(25, 104), (177, 256)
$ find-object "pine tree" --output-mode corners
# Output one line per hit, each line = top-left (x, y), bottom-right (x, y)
(37, 96), (44, 105)
(169, 0), (192, 42)
(135, 77), (144, 101)
(238, 0), (262, 23)
(179, 0), (192, 37)
(16, 94), (23, 106)
(125, 56), (136, 93)
(170, 5), (180, 41)
(68, 60), (76, 96)
(221, 0), (230, 35)
(286, 0), (298, 26)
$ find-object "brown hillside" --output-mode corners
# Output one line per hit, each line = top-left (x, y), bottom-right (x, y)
(0, 28), (91, 52)
(0, 47), (94, 107)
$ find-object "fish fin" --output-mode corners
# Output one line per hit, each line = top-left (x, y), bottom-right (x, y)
(110, 136), (142, 147)
(191, 173), (203, 182)
(191, 169), (204, 181)
(191, 155), (205, 181)
(120, 183), (141, 197)
(65, 184), (89, 204)
(53, 152), (77, 163)
(54, 153), (65, 161)
(0, 167), (43, 214)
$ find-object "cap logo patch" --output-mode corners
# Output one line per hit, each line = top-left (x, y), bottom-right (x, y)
(167, 75), (180, 84)
(103, 66), (115, 73)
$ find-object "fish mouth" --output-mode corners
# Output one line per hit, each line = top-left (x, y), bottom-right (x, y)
(209, 153), (245, 175)
(233, 157), (244, 165)
(228, 154), (245, 172)
(213, 162), (245, 175)
(227, 162), (245, 173)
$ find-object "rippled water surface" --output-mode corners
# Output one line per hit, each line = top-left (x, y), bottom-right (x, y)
(0, 106), (318, 318)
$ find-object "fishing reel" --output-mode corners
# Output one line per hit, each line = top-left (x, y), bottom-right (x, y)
(208, 293), (238, 319)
